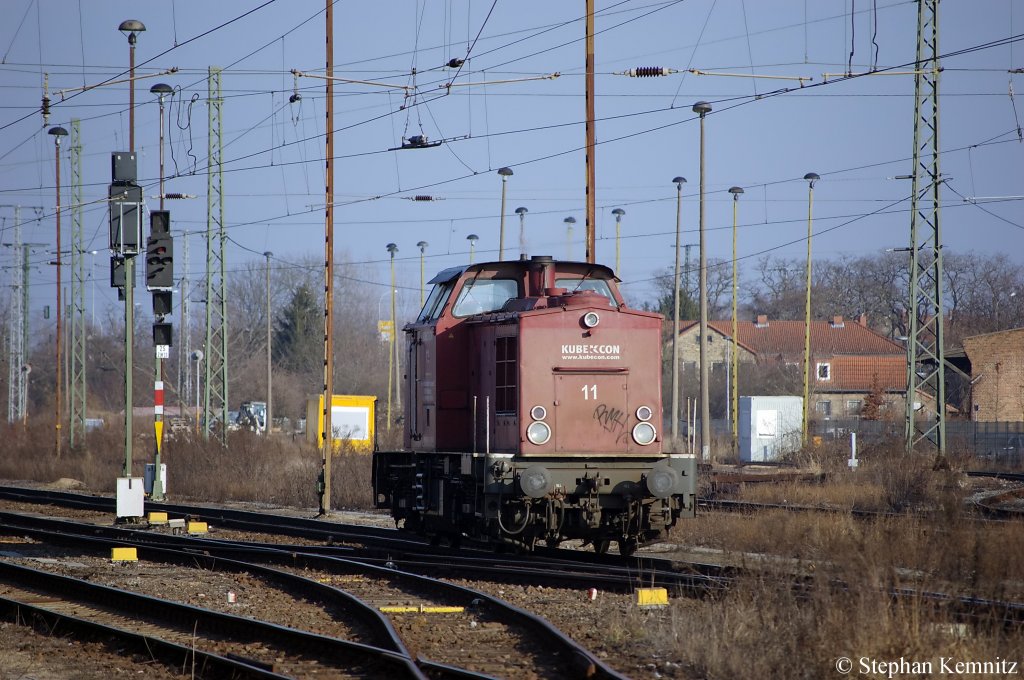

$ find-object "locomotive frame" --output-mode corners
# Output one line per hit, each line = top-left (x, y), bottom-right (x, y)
(373, 255), (697, 555)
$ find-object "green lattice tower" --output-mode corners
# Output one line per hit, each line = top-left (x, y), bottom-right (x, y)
(69, 119), (87, 447)
(204, 66), (229, 444)
(5, 207), (23, 424)
(905, 0), (946, 457)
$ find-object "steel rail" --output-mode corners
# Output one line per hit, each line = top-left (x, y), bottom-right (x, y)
(0, 560), (426, 679)
(0, 514), (410, 654)
(0, 594), (292, 680)
(0, 512), (628, 679)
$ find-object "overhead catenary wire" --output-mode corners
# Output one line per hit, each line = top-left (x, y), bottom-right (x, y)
(6, 7), (1015, 276)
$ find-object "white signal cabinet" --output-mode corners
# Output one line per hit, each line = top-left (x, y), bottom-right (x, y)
(738, 396), (803, 462)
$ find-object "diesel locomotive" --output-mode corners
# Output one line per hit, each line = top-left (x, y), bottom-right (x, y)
(372, 255), (697, 555)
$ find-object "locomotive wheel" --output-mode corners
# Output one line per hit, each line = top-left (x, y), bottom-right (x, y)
(618, 539), (637, 557)
(593, 539), (611, 555)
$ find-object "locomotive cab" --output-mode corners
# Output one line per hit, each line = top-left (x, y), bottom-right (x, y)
(374, 255), (697, 555)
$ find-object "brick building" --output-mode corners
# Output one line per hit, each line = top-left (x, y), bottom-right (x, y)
(675, 315), (907, 419)
(960, 328), (1024, 422)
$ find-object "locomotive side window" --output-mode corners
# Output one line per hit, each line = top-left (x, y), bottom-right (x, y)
(453, 278), (518, 317)
(495, 336), (517, 414)
(555, 278), (618, 307)
(417, 281), (455, 322)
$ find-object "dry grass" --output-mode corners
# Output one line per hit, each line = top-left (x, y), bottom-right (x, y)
(0, 420), (375, 511)
(606, 572), (1020, 680)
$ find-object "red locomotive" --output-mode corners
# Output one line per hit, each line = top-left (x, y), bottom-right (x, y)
(372, 255), (697, 554)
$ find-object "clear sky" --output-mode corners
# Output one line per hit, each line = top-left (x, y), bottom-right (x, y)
(1, 0), (1021, 335)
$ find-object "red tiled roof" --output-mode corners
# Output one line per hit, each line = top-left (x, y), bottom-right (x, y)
(825, 355), (906, 392)
(678, 317), (904, 359)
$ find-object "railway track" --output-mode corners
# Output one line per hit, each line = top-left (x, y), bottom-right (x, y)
(0, 559), (420, 679)
(0, 510), (628, 679)
(2, 484), (1023, 633)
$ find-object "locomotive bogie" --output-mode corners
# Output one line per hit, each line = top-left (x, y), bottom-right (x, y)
(373, 449), (697, 552)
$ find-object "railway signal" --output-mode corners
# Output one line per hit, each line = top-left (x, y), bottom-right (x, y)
(146, 210), (173, 289)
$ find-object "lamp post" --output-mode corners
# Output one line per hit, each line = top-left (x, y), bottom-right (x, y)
(497, 167), (513, 260)
(693, 100), (712, 462)
(150, 83), (172, 210)
(466, 234), (478, 264)
(611, 208), (625, 275)
(118, 20), (146, 154)
(563, 216), (576, 261)
(671, 177), (686, 445)
(263, 251), (273, 434)
(728, 186), (744, 454)
(416, 241), (428, 307)
(48, 125), (68, 458)
(119, 19), (144, 480)
(802, 172), (819, 446)
(386, 243), (398, 430)
(515, 207), (528, 258)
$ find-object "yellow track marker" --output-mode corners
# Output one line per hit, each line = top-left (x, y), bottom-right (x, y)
(380, 605), (465, 614)
(636, 587), (668, 607)
(186, 521), (208, 534)
(147, 511), (169, 524)
(111, 547), (138, 562)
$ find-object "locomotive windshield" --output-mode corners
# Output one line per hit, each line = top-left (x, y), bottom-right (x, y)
(453, 278), (517, 317)
(417, 280), (456, 322)
(555, 277), (618, 307)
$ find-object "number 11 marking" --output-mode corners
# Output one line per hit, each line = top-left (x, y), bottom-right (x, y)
(581, 384), (597, 400)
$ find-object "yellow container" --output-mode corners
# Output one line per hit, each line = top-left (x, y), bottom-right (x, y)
(111, 547), (138, 562)
(306, 394), (377, 453)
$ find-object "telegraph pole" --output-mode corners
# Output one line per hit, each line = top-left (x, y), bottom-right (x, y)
(319, 0), (335, 516)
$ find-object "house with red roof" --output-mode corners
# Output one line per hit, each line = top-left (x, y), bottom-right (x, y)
(674, 314), (908, 420)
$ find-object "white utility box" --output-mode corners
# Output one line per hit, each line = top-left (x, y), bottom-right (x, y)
(738, 396), (803, 462)
(144, 464), (168, 495)
(116, 477), (145, 518)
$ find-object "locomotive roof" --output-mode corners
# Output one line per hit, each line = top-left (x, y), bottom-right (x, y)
(427, 258), (618, 285)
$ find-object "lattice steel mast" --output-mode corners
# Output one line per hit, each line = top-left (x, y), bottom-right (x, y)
(69, 119), (87, 446)
(204, 66), (229, 443)
(6, 207), (23, 423)
(905, 0), (946, 458)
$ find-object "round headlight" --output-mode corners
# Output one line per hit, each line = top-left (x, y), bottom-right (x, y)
(645, 465), (679, 498)
(632, 421), (657, 446)
(582, 311), (600, 328)
(530, 405), (547, 421)
(526, 421), (551, 445)
(519, 465), (552, 498)
(635, 405), (653, 422)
